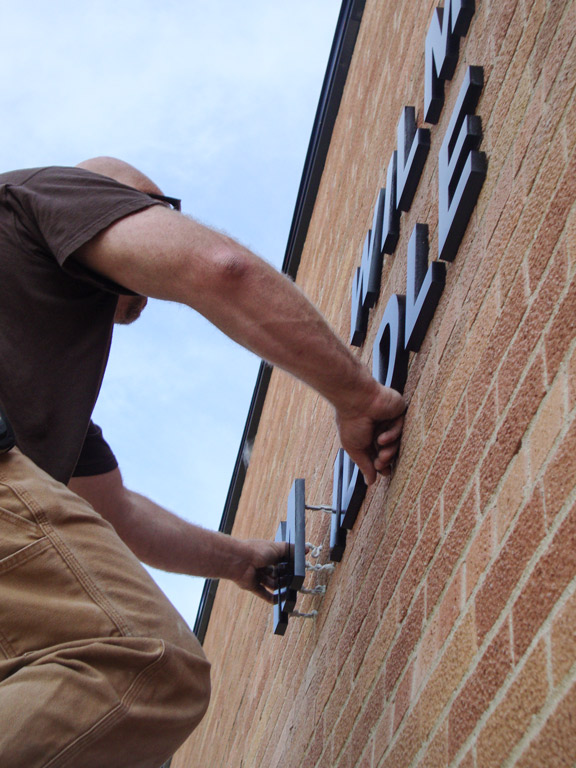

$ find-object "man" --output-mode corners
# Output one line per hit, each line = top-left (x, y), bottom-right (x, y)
(0, 158), (404, 767)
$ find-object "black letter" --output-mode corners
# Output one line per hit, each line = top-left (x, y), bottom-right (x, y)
(405, 224), (446, 352)
(330, 449), (347, 561)
(349, 231), (374, 347)
(424, 0), (475, 124)
(273, 479), (306, 635)
(373, 294), (409, 393)
(365, 188), (386, 304)
(341, 451), (367, 530)
(396, 107), (431, 212)
(438, 66), (487, 262)
(381, 152), (400, 254)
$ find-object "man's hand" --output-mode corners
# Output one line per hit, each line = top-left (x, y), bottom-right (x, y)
(335, 382), (406, 485)
(229, 539), (291, 604)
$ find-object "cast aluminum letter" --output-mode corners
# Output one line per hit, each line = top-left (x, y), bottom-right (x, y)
(424, 0), (475, 124)
(273, 479), (306, 635)
(438, 66), (487, 262)
(405, 224), (446, 352)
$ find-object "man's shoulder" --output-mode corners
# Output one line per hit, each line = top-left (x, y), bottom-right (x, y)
(0, 166), (94, 187)
(0, 167), (49, 186)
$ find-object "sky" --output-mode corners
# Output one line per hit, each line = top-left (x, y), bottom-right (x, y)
(1, 0), (342, 628)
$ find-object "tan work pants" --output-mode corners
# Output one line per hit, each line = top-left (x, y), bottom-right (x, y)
(0, 449), (210, 768)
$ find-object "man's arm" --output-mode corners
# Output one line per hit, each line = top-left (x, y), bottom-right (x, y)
(74, 205), (405, 483)
(69, 468), (285, 603)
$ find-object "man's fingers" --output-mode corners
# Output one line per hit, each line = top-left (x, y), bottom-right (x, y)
(259, 574), (277, 590)
(375, 415), (404, 446)
(252, 584), (275, 604)
(386, 389), (408, 418)
(345, 448), (376, 486)
(374, 439), (401, 470)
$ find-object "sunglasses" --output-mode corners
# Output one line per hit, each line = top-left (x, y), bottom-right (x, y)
(148, 193), (182, 212)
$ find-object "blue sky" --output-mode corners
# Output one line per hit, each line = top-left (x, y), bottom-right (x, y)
(1, 1), (341, 627)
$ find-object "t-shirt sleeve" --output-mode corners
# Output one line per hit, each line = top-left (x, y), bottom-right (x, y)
(72, 421), (119, 477)
(7, 166), (165, 292)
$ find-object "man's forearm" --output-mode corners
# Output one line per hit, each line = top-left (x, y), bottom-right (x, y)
(120, 490), (248, 579)
(70, 469), (244, 577)
(75, 205), (406, 481)
(191, 239), (377, 415)
(69, 468), (286, 603)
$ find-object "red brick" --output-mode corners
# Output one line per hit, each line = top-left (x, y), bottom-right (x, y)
(322, 667), (354, 751)
(503, 244), (569, 403)
(420, 720), (448, 768)
(484, 0), (523, 79)
(530, 0), (570, 86)
(482, 152), (515, 247)
(427, 318), (468, 429)
(496, 449), (530, 540)
(331, 682), (365, 764)
(476, 639), (548, 768)
(542, 414), (576, 524)
(465, 377), (499, 458)
(513, 79), (545, 178)
(399, 501), (442, 618)
(568, 342), (576, 413)
(455, 750), (475, 768)
(465, 272), (526, 418)
(480, 353), (546, 507)
(336, 581), (377, 671)
(173, 1), (576, 765)
(416, 610), (477, 744)
(427, 487), (477, 616)
(466, 506), (495, 599)
(304, 725), (327, 768)
(545, 272), (576, 385)
(360, 597), (399, 702)
(349, 599), (381, 679)
(435, 276), (466, 370)
(513, 501), (576, 660)
(419, 399), (468, 519)
(529, 369), (567, 480)
(371, 702), (394, 767)
(378, 506), (419, 613)
(380, 708), (420, 768)
(488, 10), (538, 155)
(439, 566), (464, 640)
(542, 14), (576, 118)
(449, 389), (497, 516)
(414, 609), (442, 696)
(475, 487), (546, 642)
(461, 277), (501, 388)
(344, 672), (386, 767)
(515, 679), (576, 768)
(551, 588), (576, 686)
(393, 662), (414, 735)
(564, 86), (576, 164)
(527, 148), (576, 294)
(448, 620), (513, 762)
(385, 590), (425, 695)
(518, 103), (567, 216)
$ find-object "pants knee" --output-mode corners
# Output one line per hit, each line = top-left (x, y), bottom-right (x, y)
(149, 640), (212, 743)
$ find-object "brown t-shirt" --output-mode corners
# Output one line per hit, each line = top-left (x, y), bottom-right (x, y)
(0, 166), (162, 483)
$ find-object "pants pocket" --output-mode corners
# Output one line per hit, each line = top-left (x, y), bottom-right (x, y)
(0, 481), (44, 561)
(0, 482), (122, 659)
(0, 537), (124, 658)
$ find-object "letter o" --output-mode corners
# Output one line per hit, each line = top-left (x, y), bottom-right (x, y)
(372, 294), (409, 393)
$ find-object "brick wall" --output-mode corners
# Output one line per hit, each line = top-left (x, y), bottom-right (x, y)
(173, 0), (576, 765)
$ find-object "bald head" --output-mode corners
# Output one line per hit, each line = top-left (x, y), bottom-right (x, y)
(76, 156), (163, 196)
